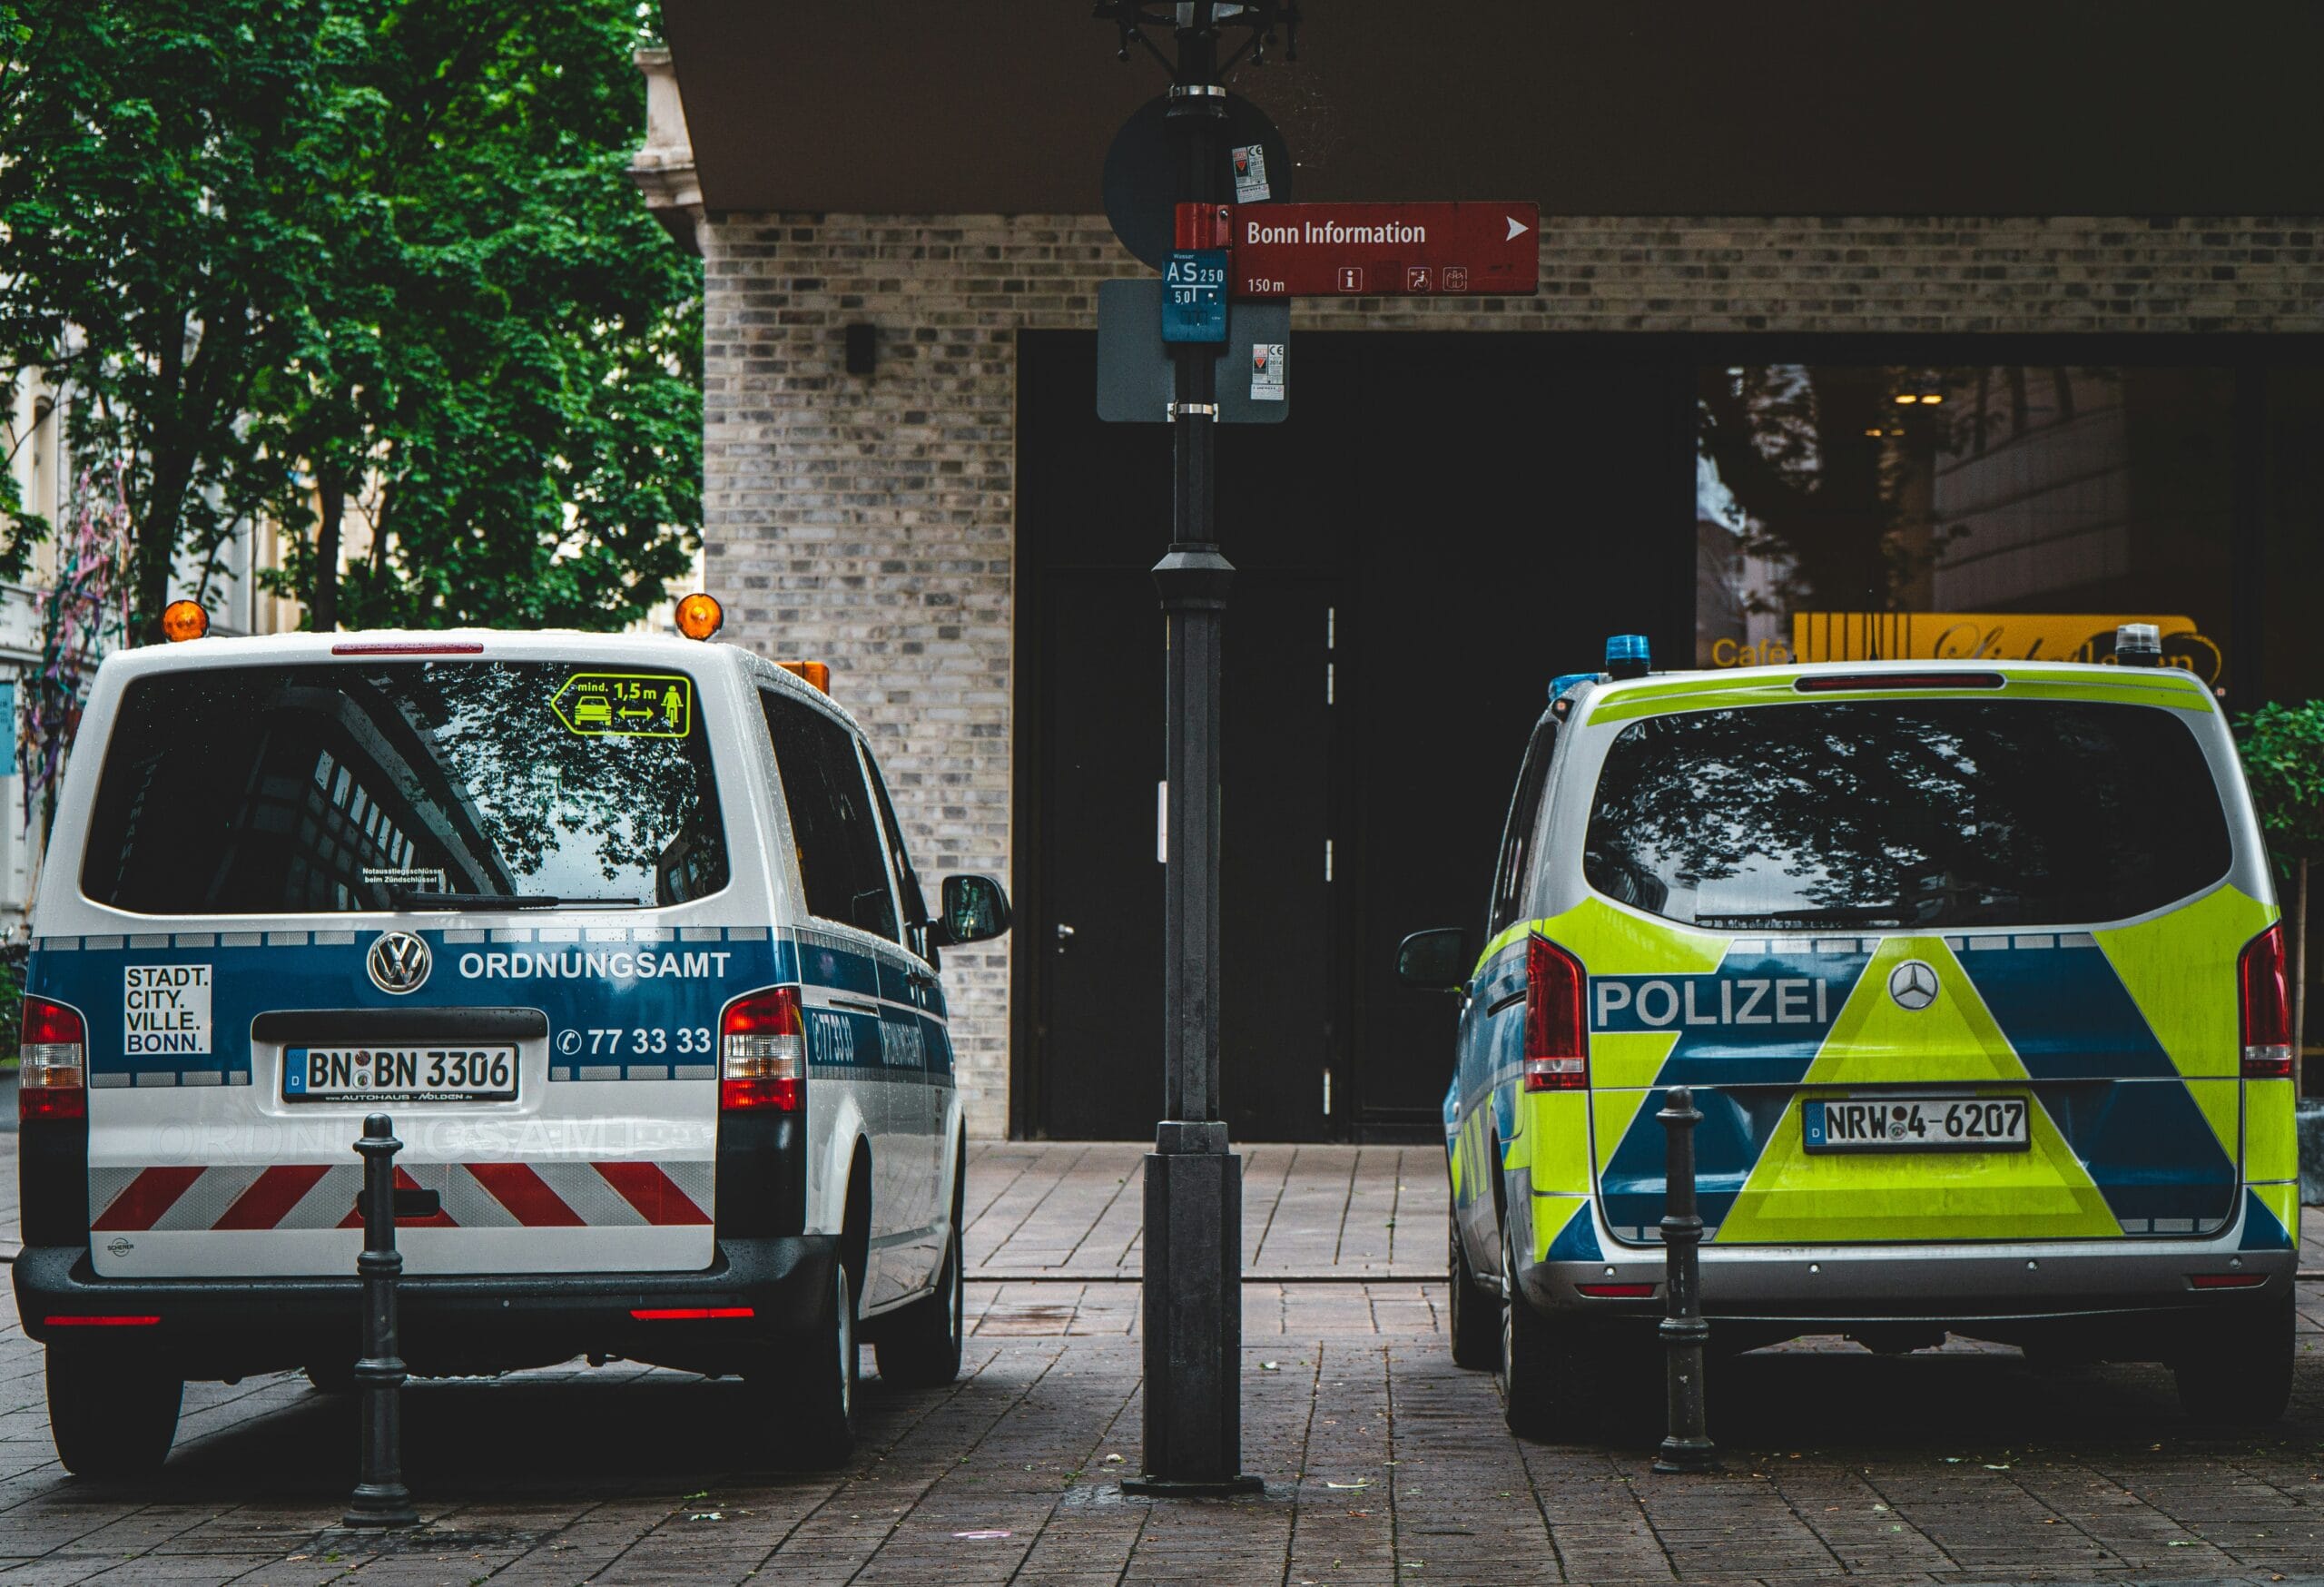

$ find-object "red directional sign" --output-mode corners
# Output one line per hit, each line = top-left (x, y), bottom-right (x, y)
(1230, 202), (1540, 298)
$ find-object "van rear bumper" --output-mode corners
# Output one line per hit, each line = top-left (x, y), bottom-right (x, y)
(10, 1236), (839, 1381)
(1515, 1234), (2299, 1356)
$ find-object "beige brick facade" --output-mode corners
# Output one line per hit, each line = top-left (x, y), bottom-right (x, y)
(701, 213), (2324, 1137)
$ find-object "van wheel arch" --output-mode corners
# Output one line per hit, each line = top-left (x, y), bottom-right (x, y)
(1489, 1134), (1510, 1280)
(840, 1141), (872, 1305)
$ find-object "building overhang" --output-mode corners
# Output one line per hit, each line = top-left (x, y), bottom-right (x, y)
(663, 0), (2324, 218)
(630, 46), (704, 254)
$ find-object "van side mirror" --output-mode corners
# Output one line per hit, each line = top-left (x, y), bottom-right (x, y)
(934, 874), (1011, 947)
(1395, 927), (1472, 991)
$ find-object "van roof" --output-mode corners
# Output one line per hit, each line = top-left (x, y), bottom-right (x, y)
(1567, 657), (2219, 725)
(105, 627), (734, 667)
(93, 628), (871, 736)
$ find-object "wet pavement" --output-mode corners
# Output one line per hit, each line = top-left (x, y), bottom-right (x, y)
(0, 1139), (2318, 1586)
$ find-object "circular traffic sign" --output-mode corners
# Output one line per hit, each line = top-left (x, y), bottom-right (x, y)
(1103, 92), (1294, 271)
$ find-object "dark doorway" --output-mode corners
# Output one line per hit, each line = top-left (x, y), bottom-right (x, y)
(1016, 332), (1694, 1139)
(1032, 567), (1339, 1141)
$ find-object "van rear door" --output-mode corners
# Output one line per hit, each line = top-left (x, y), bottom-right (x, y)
(51, 653), (753, 1279)
(1576, 686), (2255, 1247)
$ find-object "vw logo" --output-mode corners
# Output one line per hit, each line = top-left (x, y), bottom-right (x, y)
(368, 932), (432, 995)
(1887, 959), (1939, 1011)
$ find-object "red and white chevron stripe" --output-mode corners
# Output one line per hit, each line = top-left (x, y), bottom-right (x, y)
(88, 1160), (712, 1232)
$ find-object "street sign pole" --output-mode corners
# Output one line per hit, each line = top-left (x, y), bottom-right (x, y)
(1124, 0), (1260, 1498)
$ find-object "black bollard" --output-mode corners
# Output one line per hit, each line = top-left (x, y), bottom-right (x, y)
(343, 1113), (419, 1528)
(1652, 1086), (1719, 1474)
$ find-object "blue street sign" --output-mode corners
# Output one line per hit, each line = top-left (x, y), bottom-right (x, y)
(1161, 249), (1228, 343)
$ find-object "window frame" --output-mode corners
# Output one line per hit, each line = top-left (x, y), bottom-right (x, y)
(757, 686), (904, 945)
(857, 743), (936, 967)
(1486, 712), (1559, 939)
(76, 659), (733, 916)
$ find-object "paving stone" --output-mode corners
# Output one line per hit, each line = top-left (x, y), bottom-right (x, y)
(1, 1133), (2319, 1583)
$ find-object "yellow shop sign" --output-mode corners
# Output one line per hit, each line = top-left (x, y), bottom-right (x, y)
(1707, 613), (2221, 685)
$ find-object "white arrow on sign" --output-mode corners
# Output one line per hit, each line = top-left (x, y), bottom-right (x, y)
(1506, 214), (1531, 242)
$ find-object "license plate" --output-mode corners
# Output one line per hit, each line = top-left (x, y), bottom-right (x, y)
(282, 1046), (518, 1103)
(1803, 1095), (2030, 1153)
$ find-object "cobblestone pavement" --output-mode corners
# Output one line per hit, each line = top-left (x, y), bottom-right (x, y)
(966, 1143), (1446, 1280)
(2, 1139), (2320, 1586)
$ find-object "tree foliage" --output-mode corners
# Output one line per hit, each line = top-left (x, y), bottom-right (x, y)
(0, 0), (700, 638)
(2237, 701), (2324, 869)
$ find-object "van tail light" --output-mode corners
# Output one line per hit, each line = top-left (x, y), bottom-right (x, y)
(1523, 935), (1589, 1090)
(19, 997), (86, 1120)
(721, 986), (803, 1111)
(2239, 923), (2293, 1079)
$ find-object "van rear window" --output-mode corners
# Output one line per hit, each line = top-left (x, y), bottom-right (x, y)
(83, 662), (728, 914)
(1583, 699), (2230, 931)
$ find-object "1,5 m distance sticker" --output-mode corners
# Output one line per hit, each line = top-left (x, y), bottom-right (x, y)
(552, 672), (692, 738)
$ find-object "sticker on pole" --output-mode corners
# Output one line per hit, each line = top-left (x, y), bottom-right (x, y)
(1250, 342), (1285, 401)
(1231, 143), (1272, 203)
(553, 673), (693, 738)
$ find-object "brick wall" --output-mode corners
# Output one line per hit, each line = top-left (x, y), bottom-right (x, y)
(701, 213), (2324, 1137)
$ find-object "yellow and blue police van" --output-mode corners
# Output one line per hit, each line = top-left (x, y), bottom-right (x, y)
(1403, 631), (2302, 1438)
(13, 601), (1009, 1475)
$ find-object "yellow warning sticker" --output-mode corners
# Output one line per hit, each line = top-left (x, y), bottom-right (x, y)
(552, 673), (692, 738)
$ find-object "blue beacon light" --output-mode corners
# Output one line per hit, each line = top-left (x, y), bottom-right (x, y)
(1604, 634), (1651, 680)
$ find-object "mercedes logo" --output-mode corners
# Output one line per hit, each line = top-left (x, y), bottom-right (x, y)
(368, 931), (432, 995)
(1887, 959), (1939, 1011)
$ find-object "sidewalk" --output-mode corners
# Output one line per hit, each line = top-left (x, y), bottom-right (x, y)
(966, 1141), (1444, 1281)
(0, 1138), (2318, 1586)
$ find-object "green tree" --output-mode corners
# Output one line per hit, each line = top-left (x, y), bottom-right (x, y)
(0, 0), (700, 638)
(2237, 701), (2324, 1089)
(0, 1), (337, 619)
(269, 0), (704, 631)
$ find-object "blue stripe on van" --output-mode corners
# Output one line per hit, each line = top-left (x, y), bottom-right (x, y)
(32, 930), (793, 1087)
(2239, 1188), (2294, 1251)
(793, 932), (882, 1000)
(1955, 939), (2178, 1080)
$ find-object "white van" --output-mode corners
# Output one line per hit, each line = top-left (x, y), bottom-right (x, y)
(12, 625), (1009, 1475)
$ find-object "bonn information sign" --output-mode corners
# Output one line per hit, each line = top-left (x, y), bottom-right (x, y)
(1230, 202), (1541, 298)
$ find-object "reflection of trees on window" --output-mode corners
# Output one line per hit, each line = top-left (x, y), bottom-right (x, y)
(1697, 365), (2125, 618)
(415, 665), (720, 896)
(1699, 365), (1899, 614)
(1583, 702), (2230, 931)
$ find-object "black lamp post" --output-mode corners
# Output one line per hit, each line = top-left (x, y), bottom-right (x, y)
(1092, 0), (1300, 1498)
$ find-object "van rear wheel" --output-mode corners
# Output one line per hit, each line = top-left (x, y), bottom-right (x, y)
(875, 1222), (964, 1389)
(1448, 1212), (1502, 1370)
(1500, 1222), (1586, 1440)
(47, 1347), (180, 1478)
(750, 1256), (859, 1467)
(2173, 1291), (2294, 1426)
